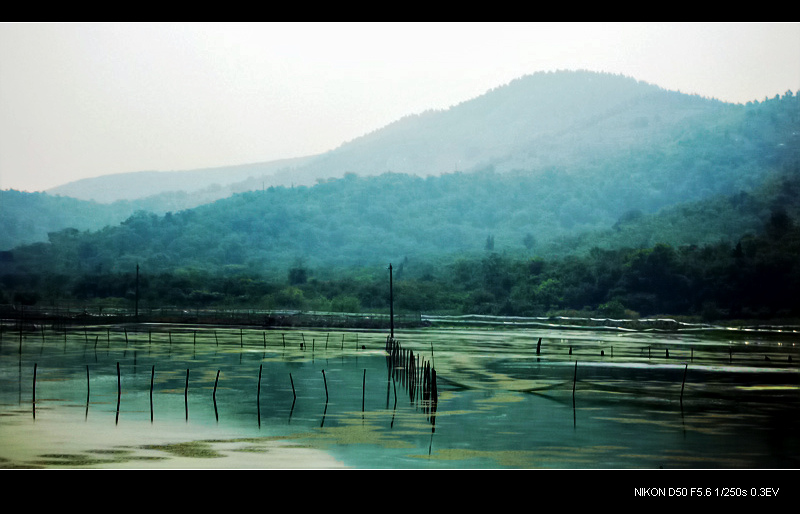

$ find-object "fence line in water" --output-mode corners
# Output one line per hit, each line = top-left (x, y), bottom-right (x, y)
(19, 325), (445, 427)
(15, 323), (798, 424)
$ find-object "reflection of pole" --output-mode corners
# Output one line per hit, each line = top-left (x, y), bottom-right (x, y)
(33, 363), (37, 419)
(389, 264), (394, 338)
(116, 362), (121, 425)
(185, 369), (189, 421)
(680, 364), (688, 404)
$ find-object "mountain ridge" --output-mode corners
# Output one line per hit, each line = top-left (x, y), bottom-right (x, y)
(1, 70), (798, 319)
(40, 70), (735, 202)
(2, 70), (797, 259)
(45, 154), (316, 203)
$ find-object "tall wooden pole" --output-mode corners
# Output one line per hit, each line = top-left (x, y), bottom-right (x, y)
(389, 263), (394, 339)
(135, 263), (140, 319)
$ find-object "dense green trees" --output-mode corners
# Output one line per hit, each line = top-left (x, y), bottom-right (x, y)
(1, 88), (798, 321)
(3, 213), (799, 321)
(4, 159), (800, 320)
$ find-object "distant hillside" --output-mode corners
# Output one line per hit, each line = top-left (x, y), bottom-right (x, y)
(4, 69), (789, 252)
(3, 83), (797, 280)
(43, 70), (740, 203)
(1, 156), (317, 250)
(1, 80), (798, 319)
(0, 190), (131, 250)
(46, 155), (315, 203)
(277, 70), (725, 186)
(3, 159), (800, 320)
(2, 70), (798, 267)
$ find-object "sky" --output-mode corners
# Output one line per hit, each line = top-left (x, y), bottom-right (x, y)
(1, 22), (799, 193)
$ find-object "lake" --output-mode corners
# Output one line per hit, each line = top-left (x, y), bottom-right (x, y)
(1, 321), (798, 469)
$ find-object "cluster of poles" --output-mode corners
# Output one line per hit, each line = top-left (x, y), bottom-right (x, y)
(385, 335), (438, 413)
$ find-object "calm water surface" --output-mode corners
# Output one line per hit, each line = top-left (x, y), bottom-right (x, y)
(1, 323), (798, 468)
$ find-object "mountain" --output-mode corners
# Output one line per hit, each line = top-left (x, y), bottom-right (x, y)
(274, 70), (722, 185)
(3, 70), (776, 251)
(0, 190), (135, 250)
(1, 156), (318, 250)
(2, 70), (799, 318)
(41, 70), (740, 201)
(46, 155), (316, 203)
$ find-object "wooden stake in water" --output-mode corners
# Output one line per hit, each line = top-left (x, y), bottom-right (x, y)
(185, 369), (190, 420)
(257, 364), (263, 404)
(213, 370), (220, 400)
(290, 373), (296, 400)
(362, 369), (366, 411)
(213, 370), (220, 421)
(116, 362), (121, 425)
(389, 263), (394, 338)
(431, 368), (438, 404)
(322, 370), (328, 402)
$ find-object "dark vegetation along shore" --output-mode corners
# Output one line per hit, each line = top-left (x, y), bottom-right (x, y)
(1, 72), (799, 328)
(2, 199), (799, 328)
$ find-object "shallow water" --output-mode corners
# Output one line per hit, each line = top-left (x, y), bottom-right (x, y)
(1, 324), (798, 468)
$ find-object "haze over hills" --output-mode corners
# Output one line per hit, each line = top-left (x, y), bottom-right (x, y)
(275, 70), (727, 186)
(2, 70), (797, 253)
(46, 155), (316, 203)
(42, 70), (735, 202)
(3, 69), (771, 251)
(2, 70), (799, 319)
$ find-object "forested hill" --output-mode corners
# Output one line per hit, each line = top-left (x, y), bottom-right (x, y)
(45, 156), (315, 203)
(3, 71), (797, 253)
(266, 70), (734, 187)
(3, 161), (800, 320)
(1, 72), (799, 320)
(0, 185), (260, 250)
(5, 70), (724, 250)
(30, 70), (760, 201)
(4, 83), (798, 272)
(0, 155), (318, 250)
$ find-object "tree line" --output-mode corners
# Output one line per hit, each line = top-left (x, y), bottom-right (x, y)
(3, 207), (798, 322)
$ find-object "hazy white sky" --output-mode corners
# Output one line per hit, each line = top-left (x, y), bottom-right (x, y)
(1, 22), (799, 193)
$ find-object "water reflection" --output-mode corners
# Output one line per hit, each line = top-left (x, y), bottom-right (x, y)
(1, 324), (799, 468)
